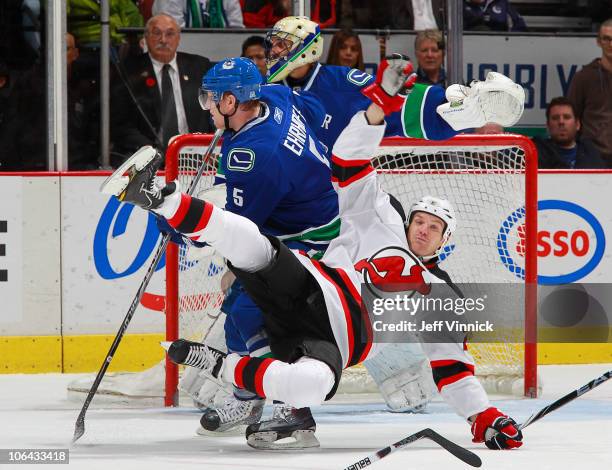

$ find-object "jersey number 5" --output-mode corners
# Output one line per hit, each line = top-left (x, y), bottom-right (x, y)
(233, 188), (244, 207)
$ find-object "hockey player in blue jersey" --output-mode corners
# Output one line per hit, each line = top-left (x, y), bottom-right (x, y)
(178, 57), (340, 445)
(265, 16), (463, 153)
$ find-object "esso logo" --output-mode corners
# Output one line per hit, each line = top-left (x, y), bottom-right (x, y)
(498, 200), (605, 285)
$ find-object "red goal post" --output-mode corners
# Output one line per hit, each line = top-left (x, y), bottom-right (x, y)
(164, 133), (539, 406)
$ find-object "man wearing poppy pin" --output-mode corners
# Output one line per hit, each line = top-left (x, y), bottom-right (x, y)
(111, 13), (213, 165)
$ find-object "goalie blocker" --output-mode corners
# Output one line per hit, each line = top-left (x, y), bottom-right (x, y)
(436, 71), (525, 130)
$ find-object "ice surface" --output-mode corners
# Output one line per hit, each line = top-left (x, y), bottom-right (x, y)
(1, 364), (611, 470)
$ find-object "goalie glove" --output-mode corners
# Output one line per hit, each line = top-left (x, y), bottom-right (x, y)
(437, 71), (525, 131)
(362, 53), (417, 115)
(471, 407), (523, 450)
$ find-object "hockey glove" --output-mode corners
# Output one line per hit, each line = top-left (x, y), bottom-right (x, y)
(437, 72), (525, 130)
(362, 53), (417, 115)
(471, 407), (523, 450)
(155, 214), (208, 248)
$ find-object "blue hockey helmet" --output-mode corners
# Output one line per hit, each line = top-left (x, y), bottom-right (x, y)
(199, 57), (263, 110)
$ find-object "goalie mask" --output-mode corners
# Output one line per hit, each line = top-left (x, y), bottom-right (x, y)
(265, 16), (323, 83)
(407, 196), (456, 260)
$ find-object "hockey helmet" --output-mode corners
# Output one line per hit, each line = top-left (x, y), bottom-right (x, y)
(408, 196), (457, 259)
(199, 57), (263, 110)
(265, 16), (323, 83)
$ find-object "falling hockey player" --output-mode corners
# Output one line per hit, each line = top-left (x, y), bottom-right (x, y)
(263, 15), (459, 419)
(102, 56), (526, 450)
(157, 56), (341, 440)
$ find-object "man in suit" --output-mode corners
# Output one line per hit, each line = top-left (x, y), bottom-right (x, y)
(111, 13), (213, 165)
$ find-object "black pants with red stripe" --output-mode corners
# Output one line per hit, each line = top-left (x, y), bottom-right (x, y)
(229, 236), (343, 400)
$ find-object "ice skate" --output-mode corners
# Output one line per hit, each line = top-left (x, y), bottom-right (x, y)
(162, 339), (226, 379)
(197, 394), (265, 436)
(100, 145), (170, 210)
(246, 404), (319, 450)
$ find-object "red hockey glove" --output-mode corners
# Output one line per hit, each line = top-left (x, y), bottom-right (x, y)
(361, 53), (417, 115)
(471, 407), (523, 450)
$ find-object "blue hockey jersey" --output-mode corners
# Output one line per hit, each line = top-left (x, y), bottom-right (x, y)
(281, 63), (458, 151)
(215, 84), (339, 251)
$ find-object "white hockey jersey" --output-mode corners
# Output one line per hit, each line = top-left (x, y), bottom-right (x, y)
(291, 111), (491, 419)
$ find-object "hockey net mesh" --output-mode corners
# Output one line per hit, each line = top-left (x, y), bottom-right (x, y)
(372, 142), (528, 381)
(171, 147), (227, 342)
(170, 136), (535, 397)
(67, 135), (535, 404)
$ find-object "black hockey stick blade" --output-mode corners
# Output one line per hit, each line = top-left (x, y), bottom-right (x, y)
(72, 130), (224, 444)
(341, 428), (481, 470)
(519, 369), (612, 430)
(421, 428), (482, 467)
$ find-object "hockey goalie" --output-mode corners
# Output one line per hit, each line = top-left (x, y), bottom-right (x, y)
(101, 55), (525, 451)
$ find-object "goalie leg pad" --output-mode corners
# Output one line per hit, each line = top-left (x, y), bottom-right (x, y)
(364, 343), (437, 412)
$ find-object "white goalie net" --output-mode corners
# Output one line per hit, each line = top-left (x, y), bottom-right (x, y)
(372, 139), (535, 395)
(67, 134), (537, 405)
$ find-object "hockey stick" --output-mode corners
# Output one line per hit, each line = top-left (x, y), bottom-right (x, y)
(341, 428), (482, 470)
(72, 129), (224, 443)
(519, 369), (612, 430)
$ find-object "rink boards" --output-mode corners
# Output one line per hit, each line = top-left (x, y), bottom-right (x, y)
(1, 171), (612, 372)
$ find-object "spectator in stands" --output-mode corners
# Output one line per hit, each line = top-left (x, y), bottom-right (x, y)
(241, 35), (267, 78)
(414, 29), (446, 87)
(587, 1), (612, 28)
(338, 0), (444, 30)
(68, 0), (144, 87)
(67, 33), (101, 169)
(533, 97), (604, 169)
(0, 0), (41, 70)
(68, 0), (143, 48)
(110, 13), (213, 166)
(152, 0), (244, 28)
(137, 0), (156, 21)
(567, 19), (612, 166)
(326, 29), (364, 71)
(311, 0), (337, 28)
(242, 0), (290, 28)
(463, 0), (527, 32)
(0, 62), (46, 170)
(0, 61), (15, 169)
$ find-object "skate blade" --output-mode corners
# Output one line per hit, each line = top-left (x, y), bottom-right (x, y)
(160, 341), (172, 351)
(100, 146), (158, 196)
(196, 424), (247, 437)
(247, 429), (320, 450)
